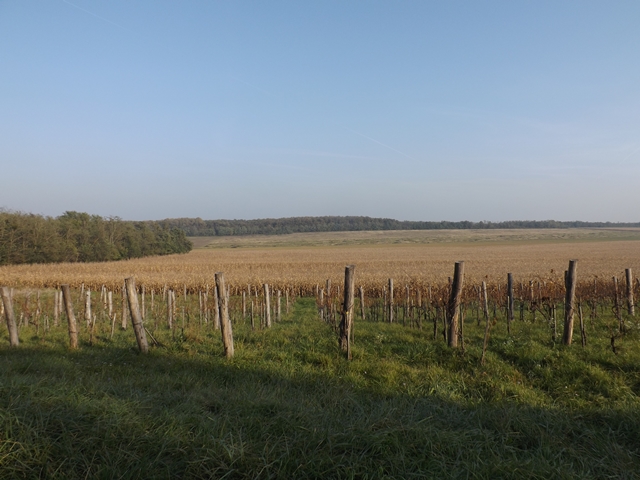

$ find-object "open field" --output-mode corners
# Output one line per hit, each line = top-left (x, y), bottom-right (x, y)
(1, 230), (639, 477)
(1, 297), (639, 478)
(1, 229), (640, 293)
(189, 227), (640, 248)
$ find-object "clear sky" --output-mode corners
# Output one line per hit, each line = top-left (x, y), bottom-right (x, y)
(1, 1), (639, 221)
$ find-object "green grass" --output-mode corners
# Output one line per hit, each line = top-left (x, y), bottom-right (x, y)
(1, 298), (639, 478)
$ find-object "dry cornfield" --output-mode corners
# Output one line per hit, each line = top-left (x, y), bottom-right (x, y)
(1, 230), (639, 300)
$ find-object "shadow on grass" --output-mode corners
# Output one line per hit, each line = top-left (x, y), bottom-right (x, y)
(1, 336), (639, 480)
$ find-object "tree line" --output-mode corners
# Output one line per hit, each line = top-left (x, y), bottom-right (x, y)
(162, 216), (640, 237)
(0, 210), (192, 265)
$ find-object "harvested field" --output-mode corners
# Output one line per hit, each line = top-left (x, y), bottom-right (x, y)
(191, 227), (640, 248)
(1, 229), (639, 293)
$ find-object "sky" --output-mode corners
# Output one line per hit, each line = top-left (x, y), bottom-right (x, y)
(1, 1), (639, 222)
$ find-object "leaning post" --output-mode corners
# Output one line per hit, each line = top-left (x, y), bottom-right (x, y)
(125, 277), (149, 354)
(216, 272), (235, 358)
(0, 287), (19, 347)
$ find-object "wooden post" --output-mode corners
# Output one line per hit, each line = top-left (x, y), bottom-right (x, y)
(481, 281), (489, 322)
(263, 284), (271, 328)
(167, 289), (173, 329)
(53, 289), (60, 327)
(507, 273), (514, 335)
(447, 262), (465, 348)
(388, 278), (394, 323)
(625, 268), (634, 317)
(121, 285), (128, 330)
(339, 265), (356, 359)
(61, 284), (78, 349)
(242, 290), (246, 321)
(84, 290), (92, 328)
(325, 279), (331, 324)
(212, 286), (220, 330)
(141, 285), (146, 320)
(359, 286), (365, 321)
(480, 283), (491, 365)
(0, 287), (19, 347)
(404, 285), (410, 326)
(276, 290), (281, 322)
(125, 277), (149, 353)
(108, 290), (114, 322)
(215, 272), (234, 358)
(562, 260), (578, 346)
(286, 289), (290, 314)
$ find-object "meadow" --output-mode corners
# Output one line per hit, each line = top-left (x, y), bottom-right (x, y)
(1, 229), (640, 478)
(1, 294), (639, 478)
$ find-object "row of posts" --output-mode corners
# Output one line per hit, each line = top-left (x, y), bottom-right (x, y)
(329, 259), (626, 356)
(0, 273), (236, 358)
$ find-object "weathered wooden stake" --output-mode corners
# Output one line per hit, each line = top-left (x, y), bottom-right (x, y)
(264, 284), (271, 328)
(61, 284), (78, 349)
(84, 290), (92, 328)
(121, 285), (128, 330)
(359, 286), (365, 321)
(625, 268), (634, 317)
(215, 272), (234, 358)
(212, 286), (220, 330)
(125, 277), (149, 354)
(276, 290), (281, 322)
(54, 289), (60, 327)
(286, 289), (290, 314)
(167, 289), (173, 329)
(108, 290), (113, 321)
(388, 278), (394, 323)
(480, 285), (491, 365)
(0, 287), (19, 347)
(562, 260), (578, 346)
(447, 262), (465, 348)
(141, 285), (146, 320)
(339, 265), (356, 360)
(242, 290), (246, 320)
(507, 273), (514, 335)
(481, 281), (489, 322)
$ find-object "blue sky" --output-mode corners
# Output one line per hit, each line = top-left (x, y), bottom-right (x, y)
(1, 1), (639, 221)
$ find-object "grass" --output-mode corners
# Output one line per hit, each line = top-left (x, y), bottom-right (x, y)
(1, 297), (639, 478)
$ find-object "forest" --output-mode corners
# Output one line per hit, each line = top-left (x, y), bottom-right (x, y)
(163, 215), (640, 237)
(0, 210), (192, 265)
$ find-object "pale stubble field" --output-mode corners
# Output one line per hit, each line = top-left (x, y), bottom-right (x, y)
(1, 229), (639, 292)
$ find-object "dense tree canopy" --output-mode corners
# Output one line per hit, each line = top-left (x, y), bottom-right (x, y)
(162, 216), (640, 237)
(0, 210), (192, 265)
